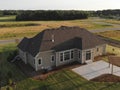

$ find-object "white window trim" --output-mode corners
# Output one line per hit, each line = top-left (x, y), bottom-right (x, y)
(86, 50), (91, 60)
(59, 49), (74, 63)
(51, 55), (55, 62)
(78, 50), (81, 58)
(59, 52), (64, 62)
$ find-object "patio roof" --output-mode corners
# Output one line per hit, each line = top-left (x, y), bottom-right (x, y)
(108, 56), (120, 67)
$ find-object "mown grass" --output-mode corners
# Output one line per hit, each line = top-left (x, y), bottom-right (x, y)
(0, 44), (26, 87)
(10, 70), (120, 90)
(0, 22), (40, 28)
(0, 15), (16, 21)
(97, 30), (120, 41)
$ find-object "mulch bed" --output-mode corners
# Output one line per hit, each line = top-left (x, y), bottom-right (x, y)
(90, 74), (120, 82)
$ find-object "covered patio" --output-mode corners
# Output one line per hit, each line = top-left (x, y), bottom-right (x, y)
(108, 56), (120, 74)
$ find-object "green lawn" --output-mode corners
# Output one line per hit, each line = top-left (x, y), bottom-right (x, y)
(0, 15), (16, 21)
(8, 70), (120, 90)
(0, 22), (40, 28)
(0, 44), (26, 89)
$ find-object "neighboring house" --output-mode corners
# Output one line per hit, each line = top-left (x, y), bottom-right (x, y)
(17, 26), (106, 71)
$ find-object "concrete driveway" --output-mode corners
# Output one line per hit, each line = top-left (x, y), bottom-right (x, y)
(72, 61), (120, 80)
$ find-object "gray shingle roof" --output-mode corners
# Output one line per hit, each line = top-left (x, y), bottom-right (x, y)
(18, 26), (106, 57)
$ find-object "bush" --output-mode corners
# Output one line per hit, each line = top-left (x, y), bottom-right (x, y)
(7, 50), (18, 62)
(7, 71), (13, 79)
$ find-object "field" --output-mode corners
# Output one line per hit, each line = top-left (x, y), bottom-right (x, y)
(0, 16), (119, 40)
(97, 30), (120, 41)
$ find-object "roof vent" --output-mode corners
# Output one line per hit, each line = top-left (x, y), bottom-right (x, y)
(51, 35), (55, 42)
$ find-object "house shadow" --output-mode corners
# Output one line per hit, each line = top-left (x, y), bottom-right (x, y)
(14, 59), (85, 78)
(14, 60), (42, 78)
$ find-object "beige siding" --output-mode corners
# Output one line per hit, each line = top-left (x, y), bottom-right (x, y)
(93, 44), (106, 57)
(35, 50), (55, 71)
(18, 49), (35, 69)
(18, 49), (27, 64)
(81, 44), (106, 63)
(19, 44), (106, 71)
(27, 53), (35, 68)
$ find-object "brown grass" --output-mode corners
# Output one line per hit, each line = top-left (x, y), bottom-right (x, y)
(97, 30), (120, 41)
(0, 18), (115, 40)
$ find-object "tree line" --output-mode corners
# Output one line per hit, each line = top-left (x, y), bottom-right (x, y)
(0, 9), (120, 20)
(16, 10), (89, 21)
(92, 9), (120, 19)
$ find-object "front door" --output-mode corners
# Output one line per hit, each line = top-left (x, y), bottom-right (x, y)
(85, 51), (92, 64)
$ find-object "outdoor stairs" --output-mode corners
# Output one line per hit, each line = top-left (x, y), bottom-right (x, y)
(11, 55), (20, 63)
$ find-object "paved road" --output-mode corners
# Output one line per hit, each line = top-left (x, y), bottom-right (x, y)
(0, 39), (22, 44)
(91, 27), (120, 33)
(0, 28), (120, 45)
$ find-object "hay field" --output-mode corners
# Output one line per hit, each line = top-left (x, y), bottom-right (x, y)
(0, 16), (117, 40)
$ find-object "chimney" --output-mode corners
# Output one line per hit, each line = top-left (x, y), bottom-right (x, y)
(51, 35), (54, 42)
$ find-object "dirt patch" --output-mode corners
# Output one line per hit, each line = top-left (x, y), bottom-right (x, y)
(90, 74), (120, 82)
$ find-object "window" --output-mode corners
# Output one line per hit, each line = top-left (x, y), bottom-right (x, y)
(79, 51), (81, 58)
(71, 51), (74, 59)
(51, 55), (55, 62)
(97, 48), (99, 52)
(60, 53), (63, 62)
(64, 51), (70, 61)
(86, 51), (91, 60)
(60, 50), (74, 62)
(38, 59), (42, 65)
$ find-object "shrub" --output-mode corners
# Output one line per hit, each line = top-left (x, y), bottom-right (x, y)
(7, 50), (18, 62)
(7, 71), (13, 79)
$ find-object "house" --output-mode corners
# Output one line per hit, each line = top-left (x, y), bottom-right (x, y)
(17, 26), (106, 71)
